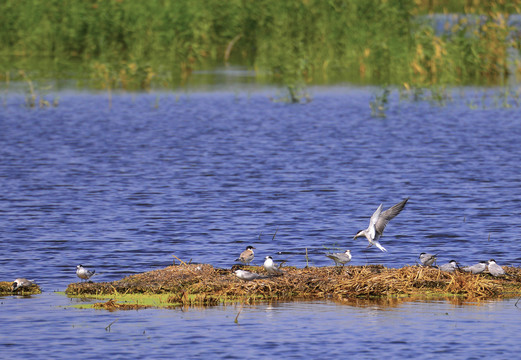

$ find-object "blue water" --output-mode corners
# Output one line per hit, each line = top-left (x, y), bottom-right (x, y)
(1, 87), (521, 358)
(2, 294), (520, 359)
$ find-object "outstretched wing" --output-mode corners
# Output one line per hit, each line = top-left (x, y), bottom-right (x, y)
(368, 204), (383, 239)
(375, 198), (409, 235)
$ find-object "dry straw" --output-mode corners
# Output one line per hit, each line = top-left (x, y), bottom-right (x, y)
(65, 264), (521, 308)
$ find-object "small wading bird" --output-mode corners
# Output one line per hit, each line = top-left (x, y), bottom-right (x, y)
(76, 264), (96, 282)
(461, 261), (487, 275)
(263, 256), (284, 276)
(439, 260), (459, 273)
(419, 252), (437, 267)
(234, 269), (267, 281)
(353, 198), (409, 252)
(236, 245), (255, 265)
(325, 250), (352, 267)
(12, 278), (36, 292)
(487, 259), (510, 277)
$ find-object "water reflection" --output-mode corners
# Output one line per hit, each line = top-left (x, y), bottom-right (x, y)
(1, 290), (520, 358)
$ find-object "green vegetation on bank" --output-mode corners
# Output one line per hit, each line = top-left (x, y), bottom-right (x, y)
(1, 0), (521, 89)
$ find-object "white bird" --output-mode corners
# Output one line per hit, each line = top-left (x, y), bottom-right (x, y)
(325, 250), (352, 266)
(12, 278), (36, 292)
(419, 252), (437, 267)
(461, 261), (487, 274)
(439, 260), (458, 273)
(263, 256), (284, 275)
(234, 269), (267, 281)
(353, 198), (409, 252)
(236, 246), (255, 265)
(76, 264), (96, 282)
(487, 259), (509, 277)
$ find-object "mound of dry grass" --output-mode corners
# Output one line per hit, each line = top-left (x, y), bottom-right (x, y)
(0, 281), (41, 296)
(65, 264), (521, 307)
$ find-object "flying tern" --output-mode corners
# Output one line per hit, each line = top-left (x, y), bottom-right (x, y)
(353, 198), (409, 252)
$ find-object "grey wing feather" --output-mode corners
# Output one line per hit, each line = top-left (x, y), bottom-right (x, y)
(375, 198), (409, 235)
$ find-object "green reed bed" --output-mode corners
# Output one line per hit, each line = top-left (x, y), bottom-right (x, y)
(1, 0), (520, 89)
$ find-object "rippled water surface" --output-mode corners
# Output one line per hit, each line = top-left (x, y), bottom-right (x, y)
(2, 295), (521, 359)
(1, 88), (521, 357)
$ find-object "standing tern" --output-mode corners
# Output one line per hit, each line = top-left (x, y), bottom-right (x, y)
(419, 252), (437, 267)
(236, 246), (255, 265)
(353, 198), (409, 252)
(263, 256), (284, 276)
(76, 264), (96, 282)
(325, 250), (352, 266)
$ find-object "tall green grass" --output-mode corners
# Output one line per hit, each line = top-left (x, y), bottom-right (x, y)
(0, 0), (520, 89)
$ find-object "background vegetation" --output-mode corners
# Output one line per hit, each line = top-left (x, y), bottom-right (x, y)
(0, 0), (520, 89)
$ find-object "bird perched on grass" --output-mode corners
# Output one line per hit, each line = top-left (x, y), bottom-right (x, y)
(12, 278), (36, 292)
(76, 264), (96, 282)
(263, 256), (284, 276)
(325, 250), (352, 267)
(439, 260), (458, 273)
(461, 261), (487, 274)
(234, 269), (267, 281)
(487, 259), (510, 277)
(353, 198), (409, 252)
(236, 246), (255, 265)
(419, 252), (437, 267)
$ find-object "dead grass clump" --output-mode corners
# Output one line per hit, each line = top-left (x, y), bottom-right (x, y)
(65, 264), (521, 308)
(0, 281), (41, 296)
(66, 264), (221, 296)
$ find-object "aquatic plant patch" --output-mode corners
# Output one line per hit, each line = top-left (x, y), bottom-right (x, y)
(64, 264), (521, 309)
(0, 281), (42, 296)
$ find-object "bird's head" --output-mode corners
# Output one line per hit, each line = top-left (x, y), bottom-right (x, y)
(353, 230), (365, 239)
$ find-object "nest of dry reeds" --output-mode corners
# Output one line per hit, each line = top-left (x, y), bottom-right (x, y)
(65, 263), (521, 306)
(0, 281), (41, 296)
